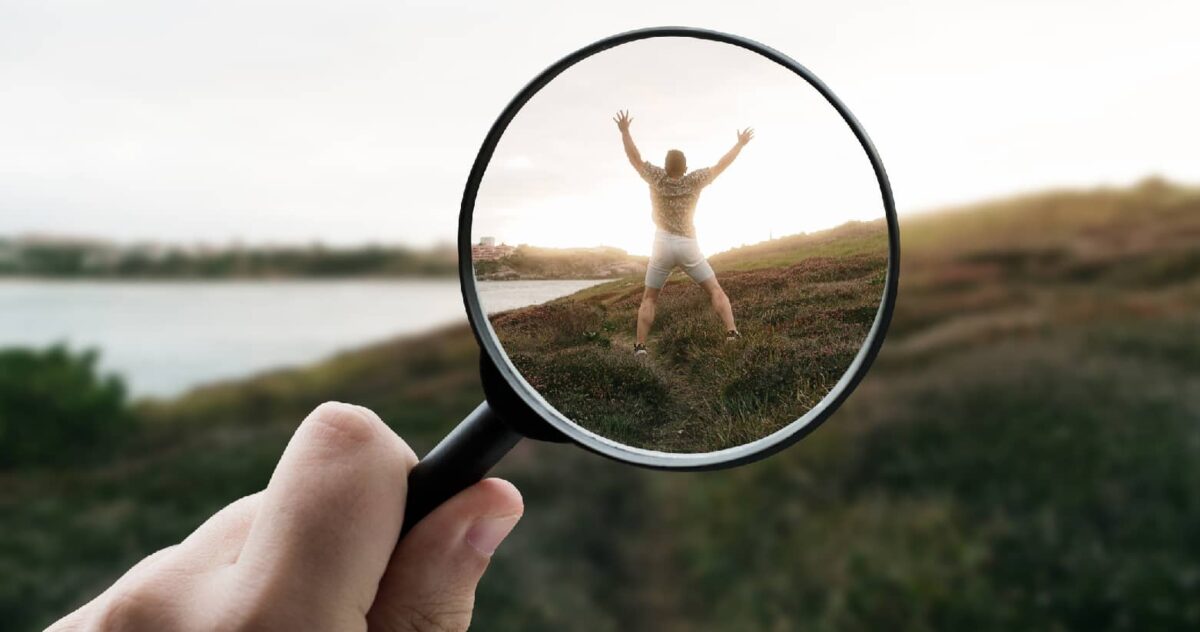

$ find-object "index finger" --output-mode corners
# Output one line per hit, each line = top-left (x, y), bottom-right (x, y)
(233, 403), (417, 624)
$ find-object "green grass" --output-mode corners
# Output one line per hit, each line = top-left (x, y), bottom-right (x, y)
(491, 221), (889, 452)
(3, 180), (1200, 630)
(709, 219), (889, 271)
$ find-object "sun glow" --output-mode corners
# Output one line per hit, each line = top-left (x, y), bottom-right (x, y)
(472, 37), (885, 257)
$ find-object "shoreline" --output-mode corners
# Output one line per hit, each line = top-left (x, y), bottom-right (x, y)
(0, 277), (610, 400)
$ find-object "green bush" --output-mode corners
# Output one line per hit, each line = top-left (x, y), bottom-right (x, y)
(0, 345), (134, 469)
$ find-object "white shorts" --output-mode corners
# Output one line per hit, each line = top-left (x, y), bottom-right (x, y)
(645, 229), (715, 289)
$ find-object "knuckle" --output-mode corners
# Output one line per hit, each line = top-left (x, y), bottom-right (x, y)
(305, 401), (383, 450)
(303, 401), (417, 481)
(378, 600), (473, 632)
(224, 604), (294, 632)
(220, 578), (338, 632)
(218, 580), (287, 632)
(92, 582), (173, 632)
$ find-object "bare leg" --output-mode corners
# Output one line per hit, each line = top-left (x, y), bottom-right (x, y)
(699, 277), (737, 332)
(636, 287), (661, 345)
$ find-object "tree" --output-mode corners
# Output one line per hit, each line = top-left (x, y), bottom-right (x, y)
(0, 345), (134, 469)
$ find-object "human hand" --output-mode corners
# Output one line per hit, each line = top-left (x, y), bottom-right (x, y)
(48, 402), (524, 632)
(613, 109), (633, 133)
(736, 127), (755, 147)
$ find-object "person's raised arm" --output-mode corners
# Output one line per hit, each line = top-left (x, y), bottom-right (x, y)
(709, 127), (754, 181)
(614, 110), (643, 172)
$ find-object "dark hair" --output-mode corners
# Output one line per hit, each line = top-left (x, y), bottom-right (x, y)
(665, 149), (687, 177)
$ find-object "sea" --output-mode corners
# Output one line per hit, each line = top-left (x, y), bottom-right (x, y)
(0, 278), (605, 398)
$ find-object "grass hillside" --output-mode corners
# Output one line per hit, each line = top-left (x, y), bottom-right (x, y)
(490, 220), (889, 452)
(2, 178), (1199, 630)
(709, 219), (889, 271)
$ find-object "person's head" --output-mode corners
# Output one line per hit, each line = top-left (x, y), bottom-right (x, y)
(665, 149), (687, 178)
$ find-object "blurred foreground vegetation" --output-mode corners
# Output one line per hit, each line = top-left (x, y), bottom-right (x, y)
(0, 346), (133, 470)
(2, 178), (1199, 630)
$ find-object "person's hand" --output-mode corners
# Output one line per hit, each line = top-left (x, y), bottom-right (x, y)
(736, 127), (755, 147)
(48, 402), (524, 631)
(613, 109), (633, 133)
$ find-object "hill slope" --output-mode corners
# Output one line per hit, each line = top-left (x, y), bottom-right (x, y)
(490, 220), (889, 452)
(2, 178), (1199, 630)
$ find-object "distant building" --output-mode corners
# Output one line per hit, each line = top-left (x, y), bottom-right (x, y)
(471, 237), (515, 261)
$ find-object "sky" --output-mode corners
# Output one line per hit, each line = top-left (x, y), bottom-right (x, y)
(472, 37), (883, 254)
(2, 0), (1198, 249)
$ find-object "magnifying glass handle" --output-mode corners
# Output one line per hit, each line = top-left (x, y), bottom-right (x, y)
(401, 401), (522, 535)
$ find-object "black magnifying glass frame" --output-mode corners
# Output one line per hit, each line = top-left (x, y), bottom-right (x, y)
(402, 26), (898, 534)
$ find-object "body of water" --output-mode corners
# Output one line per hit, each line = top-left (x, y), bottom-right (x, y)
(0, 278), (605, 398)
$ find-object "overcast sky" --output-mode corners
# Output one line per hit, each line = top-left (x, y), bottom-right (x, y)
(2, 0), (1197, 248)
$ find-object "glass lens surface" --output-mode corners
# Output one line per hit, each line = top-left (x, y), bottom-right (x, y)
(471, 36), (889, 454)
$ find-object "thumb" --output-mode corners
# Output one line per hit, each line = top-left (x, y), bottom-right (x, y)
(367, 478), (523, 631)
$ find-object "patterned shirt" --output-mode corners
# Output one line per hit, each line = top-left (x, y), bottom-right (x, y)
(638, 161), (714, 238)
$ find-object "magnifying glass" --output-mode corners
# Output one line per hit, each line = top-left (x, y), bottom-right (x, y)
(402, 26), (898, 533)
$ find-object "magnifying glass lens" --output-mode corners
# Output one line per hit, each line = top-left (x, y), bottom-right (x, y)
(469, 36), (890, 455)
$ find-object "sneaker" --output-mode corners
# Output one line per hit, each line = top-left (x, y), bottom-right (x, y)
(633, 343), (648, 356)
(725, 329), (742, 341)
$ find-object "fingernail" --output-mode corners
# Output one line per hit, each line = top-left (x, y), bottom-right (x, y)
(465, 515), (520, 556)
